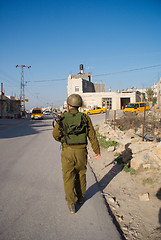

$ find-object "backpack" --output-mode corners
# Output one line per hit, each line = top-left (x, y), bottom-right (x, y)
(59, 111), (88, 145)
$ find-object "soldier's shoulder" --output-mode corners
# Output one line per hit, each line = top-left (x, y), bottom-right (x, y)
(83, 113), (90, 120)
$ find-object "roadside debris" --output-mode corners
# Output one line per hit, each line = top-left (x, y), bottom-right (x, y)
(88, 113), (161, 240)
(139, 193), (150, 201)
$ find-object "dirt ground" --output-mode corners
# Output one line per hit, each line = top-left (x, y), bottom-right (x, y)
(88, 144), (161, 240)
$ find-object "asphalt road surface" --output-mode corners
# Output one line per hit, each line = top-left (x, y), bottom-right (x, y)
(88, 110), (124, 125)
(0, 116), (122, 240)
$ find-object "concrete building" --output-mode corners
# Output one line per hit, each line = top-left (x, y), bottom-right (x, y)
(151, 83), (158, 98)
(67, 65), (141, 110)
(67, 72), (95, 95)
(157, 78), (161, 108)
(0, 93), (21, 118)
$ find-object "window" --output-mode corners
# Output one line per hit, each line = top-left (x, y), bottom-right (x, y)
(75, 86), (79, 92)
(102, 98), (112, 109)
(32, 109), (42, 113)
(140, 103), (145, 107)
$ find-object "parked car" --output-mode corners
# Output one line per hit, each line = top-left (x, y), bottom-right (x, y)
(84, 107), (106, 115)
(31, 108), (43, 120)
(124, 102), (150, 114)
(44, 110), (50, 115)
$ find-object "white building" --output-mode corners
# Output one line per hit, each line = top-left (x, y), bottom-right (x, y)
(151, 83), (158, 98)
(157, 78), (161, 108)
(67, 65), (141, 110)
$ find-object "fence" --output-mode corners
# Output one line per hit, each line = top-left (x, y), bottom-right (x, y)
(105, 109), (161, 142)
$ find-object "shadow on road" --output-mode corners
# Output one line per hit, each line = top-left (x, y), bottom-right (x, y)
(0, 118), (53, 139)
(86, 143), (132, 201)
(156, 188), (161, 232)
(86, 161), (124, 201)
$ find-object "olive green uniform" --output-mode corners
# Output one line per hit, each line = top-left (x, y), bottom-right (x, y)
(52, 108), (100, 206)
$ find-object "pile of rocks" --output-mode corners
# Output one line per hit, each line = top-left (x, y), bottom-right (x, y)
(98, 121), (161, 170)
(91, 121), (161, 239)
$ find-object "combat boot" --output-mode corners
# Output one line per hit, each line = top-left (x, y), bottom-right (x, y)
(78, 197), (85, 204)
(68, 204), (76, 214)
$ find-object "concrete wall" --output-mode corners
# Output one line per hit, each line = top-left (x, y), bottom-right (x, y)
(157, 78), (161, 108)
(67, 72), (94, 96)
(94, 83), (105, 92)
(82, 79), (95, 93)
(67, 71), (141, 110)
(67, 75), (83, 96)
(79, 92), (138, 110)
(0, 95), (21, 117)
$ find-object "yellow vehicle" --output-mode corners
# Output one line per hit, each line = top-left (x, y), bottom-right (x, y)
(84, 107), (106, 115)
(124, 102), (150, 114)
(31, 108), (43, 120)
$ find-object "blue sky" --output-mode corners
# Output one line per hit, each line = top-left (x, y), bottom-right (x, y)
(0, 0), (161, 109)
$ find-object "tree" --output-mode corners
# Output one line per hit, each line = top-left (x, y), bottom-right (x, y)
(146, 88), (154, 101)
(152, 97), (157, 106)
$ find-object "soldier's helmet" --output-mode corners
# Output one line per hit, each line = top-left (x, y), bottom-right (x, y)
(67, 94), (83, 107)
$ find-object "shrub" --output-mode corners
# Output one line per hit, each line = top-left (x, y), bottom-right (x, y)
(142, 178), (153, 185)
(96, 129), (118, 149)
(116, 114), (143, 132)
(123, 164), (136, 175)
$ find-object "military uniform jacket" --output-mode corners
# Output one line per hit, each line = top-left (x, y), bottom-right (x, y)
(52, 108), (100, 155)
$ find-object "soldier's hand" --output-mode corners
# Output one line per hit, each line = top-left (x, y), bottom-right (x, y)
(93, 154), (101, 160)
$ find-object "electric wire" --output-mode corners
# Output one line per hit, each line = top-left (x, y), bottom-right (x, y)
(27, 64), (161, 83)
(93, 64), (161, 77)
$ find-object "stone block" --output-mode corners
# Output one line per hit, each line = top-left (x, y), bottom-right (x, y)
(153, 142), (161, 160)
(139, 193), (150, 201)
(130, 142), (153, 154)
(130, 151), (148, 170)
(108, 146), (115, 152)
(130, 157), (142, 170)
(142, 164), (151, 169)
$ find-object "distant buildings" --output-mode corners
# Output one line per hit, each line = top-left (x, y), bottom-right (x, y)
(150, 79), (161, 108)
(0, 93), (21, 118)
(67, 65), (141, 110)
(156, 78), (161, 108)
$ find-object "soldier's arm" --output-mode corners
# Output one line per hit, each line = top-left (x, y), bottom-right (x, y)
(52, 122), (62, 142)
(86, 115), (100, 155)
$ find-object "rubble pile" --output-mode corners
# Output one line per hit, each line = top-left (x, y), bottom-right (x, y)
(98, 121), (161, 171)
(88, 120), (161, 240)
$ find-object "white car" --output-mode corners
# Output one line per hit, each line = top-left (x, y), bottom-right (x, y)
(44, 110), (50, 115)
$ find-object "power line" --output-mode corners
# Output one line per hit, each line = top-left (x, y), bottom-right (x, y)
(27, 64), (161, 83)
(93, 64), (161, 77)
(28, 78), (67, 83)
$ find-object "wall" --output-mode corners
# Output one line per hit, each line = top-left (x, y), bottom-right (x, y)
(82, 79), (95, 93)
(157, 78), (161, 108)
(94, 83), (105, 92)
(67, 72), (93, 96)
(67, 75), (83, 96)
(0, 95), (20, 117)
(67, 71), (140, 110)
(80, 92), (138, 110)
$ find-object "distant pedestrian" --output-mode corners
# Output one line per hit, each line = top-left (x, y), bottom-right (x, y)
(52, 94), (100, 213)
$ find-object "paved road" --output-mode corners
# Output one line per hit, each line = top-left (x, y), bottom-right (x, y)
(0, 116), (122, 240)
(87, 110), (124, 126)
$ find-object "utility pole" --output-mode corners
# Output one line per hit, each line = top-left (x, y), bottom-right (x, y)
(16, 65), (31, 116)
(142, 106), (146, 141)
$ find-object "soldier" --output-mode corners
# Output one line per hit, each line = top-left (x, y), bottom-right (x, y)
(52, 94), (100, 213)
